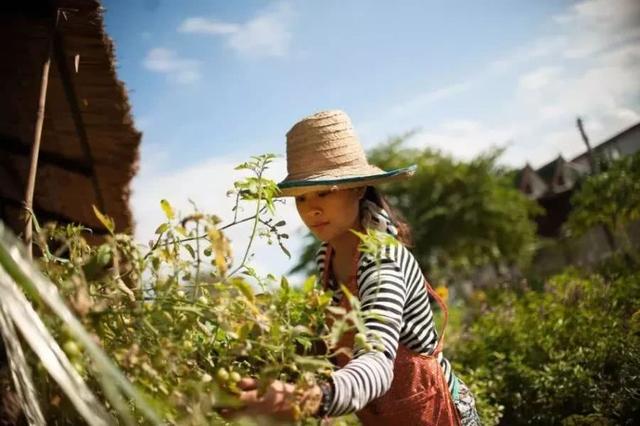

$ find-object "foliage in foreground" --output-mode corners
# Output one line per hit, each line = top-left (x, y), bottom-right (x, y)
(451, 254), (640, 425)
(9, 155), (375, 425)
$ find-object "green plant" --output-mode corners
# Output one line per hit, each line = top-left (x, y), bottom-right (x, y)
(566, 151), (640, 261)
(452, 261), (640, 425)
(1, 154), (376, 425)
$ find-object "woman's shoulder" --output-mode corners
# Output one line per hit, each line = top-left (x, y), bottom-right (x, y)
(357, 234), (413, 269)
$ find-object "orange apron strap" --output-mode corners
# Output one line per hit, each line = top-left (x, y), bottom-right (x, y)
(424, 279), (448, 355)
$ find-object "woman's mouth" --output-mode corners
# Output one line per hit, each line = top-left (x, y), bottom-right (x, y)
(311, 222), (329, 229)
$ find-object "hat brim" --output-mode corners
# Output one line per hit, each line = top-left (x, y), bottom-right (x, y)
(276, 165), (417, 197)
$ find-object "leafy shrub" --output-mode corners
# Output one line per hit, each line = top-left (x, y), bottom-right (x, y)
(451, 258), (640, 425)
(566, 151), (640, 260)
(3, 155), (374, 425)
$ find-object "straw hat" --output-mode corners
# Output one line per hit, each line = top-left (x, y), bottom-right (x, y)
(277, 110), (416, 197)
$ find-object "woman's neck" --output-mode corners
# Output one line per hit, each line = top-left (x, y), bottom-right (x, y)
(328, 220), (364, 260)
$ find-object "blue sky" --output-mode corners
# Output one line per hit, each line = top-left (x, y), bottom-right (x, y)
(103, 0), (640, 282)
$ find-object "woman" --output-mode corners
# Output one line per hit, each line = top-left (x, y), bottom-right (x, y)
(234, 110), (481, 425)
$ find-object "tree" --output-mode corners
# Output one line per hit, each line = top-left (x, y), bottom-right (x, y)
(566, 151), (640, 261)
(368, 136), (541, 284)
(292, 134), (541, 287)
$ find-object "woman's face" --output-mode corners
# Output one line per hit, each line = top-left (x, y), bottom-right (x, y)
(295, 187), (365, 242)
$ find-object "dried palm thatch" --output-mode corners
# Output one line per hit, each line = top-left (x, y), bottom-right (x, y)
(0, 0), (141, 238)
(0, 222), (161, 425)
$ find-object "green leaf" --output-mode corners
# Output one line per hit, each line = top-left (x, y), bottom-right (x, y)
(302, 275), (316, 294)
(160, 199), (175, 220)
(184, 244), (196, 259)
(280, 276), (290, 292)
(278, 242), (291, 259)
(233, 279), (255, 302)
(154, 223), (169, 235)
(92, 205), (115, 234)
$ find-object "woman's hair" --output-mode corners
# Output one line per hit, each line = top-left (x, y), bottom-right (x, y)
(361, 186), (413, 247)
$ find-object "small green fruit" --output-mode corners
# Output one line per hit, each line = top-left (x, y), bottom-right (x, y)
(229, 371), (241, 384)
(216, 368), (229, 383)
(354, 333), (367, 347)
(63, 340), (81, 356)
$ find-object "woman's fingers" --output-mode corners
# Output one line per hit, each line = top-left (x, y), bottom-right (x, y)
(239, 389), (259, 404)
(238, 377), (258, 390)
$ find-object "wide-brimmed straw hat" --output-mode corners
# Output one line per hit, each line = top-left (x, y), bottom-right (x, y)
(277, 110), (416, 197)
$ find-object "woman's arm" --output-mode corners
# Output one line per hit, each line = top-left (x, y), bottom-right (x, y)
(325, 249), (406, 416)
(234, 246), (407, 420)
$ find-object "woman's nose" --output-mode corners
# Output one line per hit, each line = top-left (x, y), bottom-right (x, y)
(308, 208), (322, 218)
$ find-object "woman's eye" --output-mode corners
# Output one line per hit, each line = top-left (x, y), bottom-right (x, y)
(318, 191), (329, 197)
(295, 196), (305, 203)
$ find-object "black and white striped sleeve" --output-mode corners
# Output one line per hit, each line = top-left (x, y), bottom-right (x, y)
(325, 247), (407, 416)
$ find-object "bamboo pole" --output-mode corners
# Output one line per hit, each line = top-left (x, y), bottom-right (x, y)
(24, 10), (60, 259)
(576, 117), (616, 251)
(577, 117), (597, 174)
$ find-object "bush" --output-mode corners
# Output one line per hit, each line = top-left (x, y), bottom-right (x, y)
(451, 257), (640, 425)
(1, 155), (374, 425)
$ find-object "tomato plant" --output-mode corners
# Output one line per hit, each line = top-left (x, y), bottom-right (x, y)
(10, 154), (370, 425)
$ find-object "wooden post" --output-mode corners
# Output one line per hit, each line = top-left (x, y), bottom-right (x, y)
(576, 117), (597, 174)
(576, 117), (616, 251)
(24, 10), (60, 258)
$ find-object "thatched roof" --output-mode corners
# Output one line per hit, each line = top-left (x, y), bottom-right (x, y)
(0, 0), (140, 238)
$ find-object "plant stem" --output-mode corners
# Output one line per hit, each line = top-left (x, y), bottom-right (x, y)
(227, 160), (266, 278)
(194, 221), (201, 299)
(143, 207), (268, 260)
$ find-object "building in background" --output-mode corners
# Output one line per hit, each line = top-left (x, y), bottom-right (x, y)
(516, 122), (640, 238)
(514, 122), (640, 278)
(0, 0), (141, 241)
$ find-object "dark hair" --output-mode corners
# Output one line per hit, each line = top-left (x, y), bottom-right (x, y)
(362, 186), (413, 247)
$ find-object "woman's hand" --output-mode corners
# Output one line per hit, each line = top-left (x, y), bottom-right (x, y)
(238, 378), (297, 421)
(224, 378), (322, 422)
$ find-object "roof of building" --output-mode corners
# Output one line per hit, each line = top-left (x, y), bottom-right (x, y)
(516, 121), (640, 199)
(536, 155), (564, 184)
(572, 121), (640, 164)
(0, 0), (140, 236)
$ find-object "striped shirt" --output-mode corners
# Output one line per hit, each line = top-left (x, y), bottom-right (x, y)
(316, 239), (455, 417)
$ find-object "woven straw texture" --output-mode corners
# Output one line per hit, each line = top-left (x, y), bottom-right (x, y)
(278, 110), (415, 196)
(284, 110), (384, 181)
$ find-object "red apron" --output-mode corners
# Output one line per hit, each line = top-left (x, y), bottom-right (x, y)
(323, 245), (461, 426)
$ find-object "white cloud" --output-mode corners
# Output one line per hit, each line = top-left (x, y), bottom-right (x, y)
(405, 120), (515, 161)
(130, 151), (308, 283)
(388, 82), (472, 118)
(179, 17), (240, 35)
(178, 2), (293, 58)
(143, 47), (201, 84)
(489, 35), (569, 73)
(517, 66), (562, 91)
(361, 0), (640, 170)
(553, 0), (640, 32)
